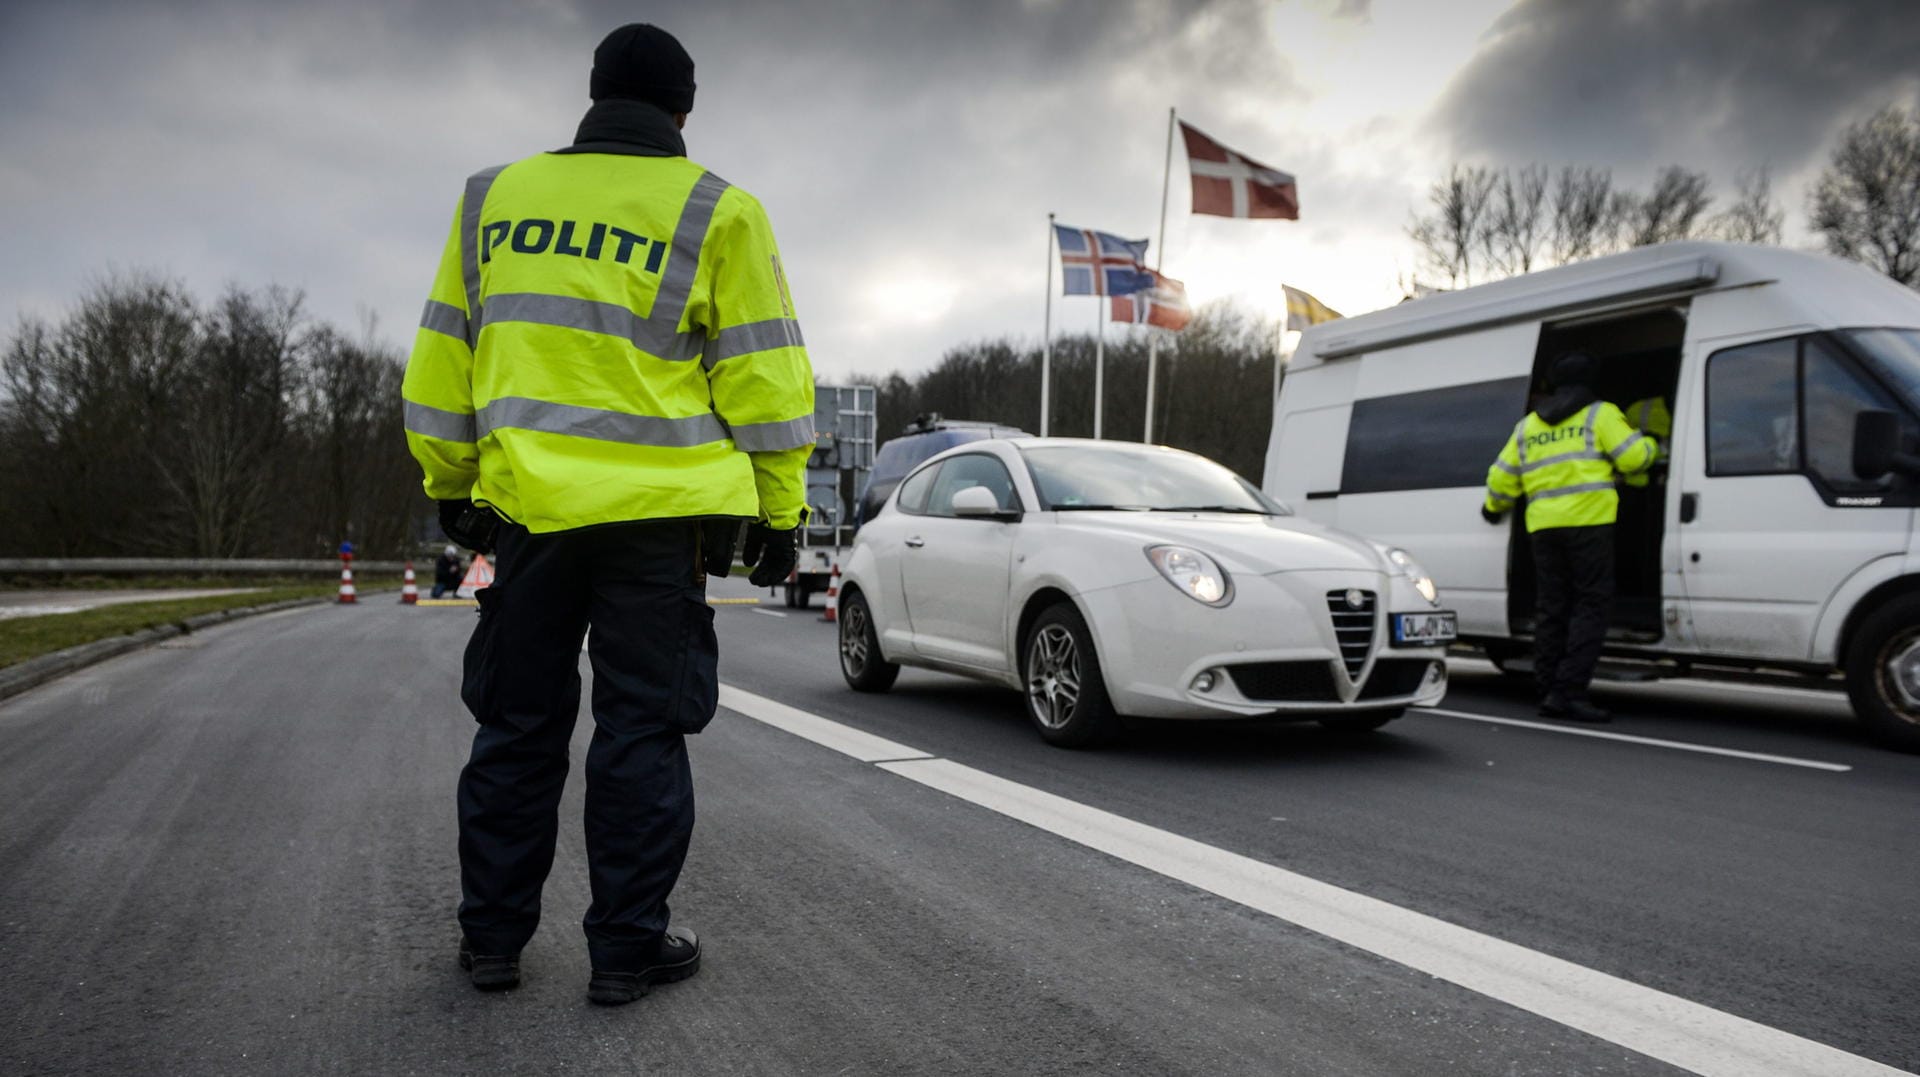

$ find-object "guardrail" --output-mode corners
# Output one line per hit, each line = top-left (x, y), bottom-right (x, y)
(0, 558), (411, 575)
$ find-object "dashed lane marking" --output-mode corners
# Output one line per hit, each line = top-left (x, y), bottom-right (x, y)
(1419, 707), (1852, 772)
(716, 683), (1903, 1077)
(708, 597), (762, 606)
(750, 608), (786, 618)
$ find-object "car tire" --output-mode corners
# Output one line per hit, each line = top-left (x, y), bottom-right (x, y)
(1318, 708), (1404, 735)
(1022, 601), (1118, 748)
(839, 590), (898, 692)
(1843, 594), (1920, 753)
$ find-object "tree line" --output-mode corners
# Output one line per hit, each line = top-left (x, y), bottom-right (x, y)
(863, 304), (1280, 482)
(1408, 103), (1920, 290)
(0, 274), (425, 558)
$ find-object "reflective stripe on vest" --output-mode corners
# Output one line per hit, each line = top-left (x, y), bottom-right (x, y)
(409, 168), (815, 455)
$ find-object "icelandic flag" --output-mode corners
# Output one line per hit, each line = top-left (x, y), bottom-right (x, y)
(1055, 224), (1153, 297)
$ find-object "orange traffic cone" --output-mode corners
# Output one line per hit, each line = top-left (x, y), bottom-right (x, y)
(399, 562), (418, 605)
(338, 564), (357, 604)
(820, 563), (840, 623)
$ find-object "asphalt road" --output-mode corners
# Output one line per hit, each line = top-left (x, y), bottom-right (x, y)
(1, 580), (1914, 1076)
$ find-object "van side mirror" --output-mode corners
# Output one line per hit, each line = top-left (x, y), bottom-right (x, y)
(1852, 409), (1920, 479)
(1854, 410), (1901, 479)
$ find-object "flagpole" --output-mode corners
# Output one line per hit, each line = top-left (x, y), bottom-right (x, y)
(1094, 296), (1105, 439)
(1144, 105), (1175, 444)
(1041, 213), (1055, 437)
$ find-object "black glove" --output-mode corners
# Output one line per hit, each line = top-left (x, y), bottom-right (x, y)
(1480, 504), (1506, 526)
(700, 519), (743, 578)
(741, 522), (798, 587)
(439, 499), (500, 555)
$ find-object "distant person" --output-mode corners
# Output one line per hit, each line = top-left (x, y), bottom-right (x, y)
(1482, 353), (1657, 723)
(432, 545), (462, 599)
(400, 23), (814, 1004)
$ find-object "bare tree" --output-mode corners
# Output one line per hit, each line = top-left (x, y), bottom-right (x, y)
(1409, 164), (1496, 288)
(1548, 166), (1623, 264)
(1484, 165), (1550, 277)
(0, 275), (429, 557)
(1623, 166), (1713, 246)
(1712, 166), (1785, 244)
(1809, 104), (1920, 286)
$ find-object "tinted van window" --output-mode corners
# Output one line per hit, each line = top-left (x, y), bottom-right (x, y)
(1706, 337), (1799, 476)
(1341, 376), (1530, 493)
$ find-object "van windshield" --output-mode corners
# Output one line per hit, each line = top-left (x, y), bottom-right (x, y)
(1839, 329), (1920, 413)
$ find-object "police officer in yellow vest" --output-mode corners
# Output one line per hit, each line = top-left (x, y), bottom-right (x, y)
(402, 24), (815, 1005)
(1483, 353), (1657, 723)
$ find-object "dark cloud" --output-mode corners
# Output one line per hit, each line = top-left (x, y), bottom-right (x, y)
(0, 0), (1306, 378)
(1434, 0), (1920, 180)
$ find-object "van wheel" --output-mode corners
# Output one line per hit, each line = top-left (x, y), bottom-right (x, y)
(1318, 708), (1404, 735)
(839, 591), (898, 692)
(1022, 602), (1118, 748)
(1844, 594), (1920, 753)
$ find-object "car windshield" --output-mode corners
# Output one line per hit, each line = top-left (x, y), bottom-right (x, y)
(1020, 445), (1287, 514)
(1838, 328), (1920, 413)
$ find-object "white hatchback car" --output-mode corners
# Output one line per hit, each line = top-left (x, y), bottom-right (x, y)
(836, 438), (1454, 746)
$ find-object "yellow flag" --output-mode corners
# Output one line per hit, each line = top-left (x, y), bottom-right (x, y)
(1283, 285), (1341, 332)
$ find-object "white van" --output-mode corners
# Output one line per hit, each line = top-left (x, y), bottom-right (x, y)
(1263, 241), (1920, 750)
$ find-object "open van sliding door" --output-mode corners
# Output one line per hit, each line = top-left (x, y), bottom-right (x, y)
(1332, 322), (1539, 640)
(1675, 330), (1913, 663)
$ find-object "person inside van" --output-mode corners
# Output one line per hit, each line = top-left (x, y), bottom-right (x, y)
(1483, 353), (1659, 723)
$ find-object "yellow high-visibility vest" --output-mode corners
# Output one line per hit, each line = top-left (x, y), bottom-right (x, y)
(402, 151), (816, 532)
(1624, 396), (1673, 440)
(1485, 401), (1658, 531)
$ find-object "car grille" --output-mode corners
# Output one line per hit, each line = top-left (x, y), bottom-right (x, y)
(1358, 659), (1431, 700)
(1325, 590), (1377, 679)
(1225, 662), (1339, 703)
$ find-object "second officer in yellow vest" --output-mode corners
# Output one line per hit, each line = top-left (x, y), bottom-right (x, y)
(1483, 353), (1657, 723)
(401, 23), (814, 1006)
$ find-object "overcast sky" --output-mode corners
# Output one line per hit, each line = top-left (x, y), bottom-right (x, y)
(2, 0), (1916, 382)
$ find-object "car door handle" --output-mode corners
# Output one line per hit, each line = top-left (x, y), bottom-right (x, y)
(1679, 492), (1698, 524)
(905, 536), (925, 548)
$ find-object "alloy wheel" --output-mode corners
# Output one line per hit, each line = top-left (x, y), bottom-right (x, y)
(1878, 629), (1920, 720)
(1026, 624), (1081, 730)
(840, 601), (870, 676)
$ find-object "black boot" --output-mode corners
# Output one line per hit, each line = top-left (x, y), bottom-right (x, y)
(1538, 693), (1569, 719)
(588, 927), (701, 1006)
(458, 938), (521, 991)
(1561, 698), (1612, 724)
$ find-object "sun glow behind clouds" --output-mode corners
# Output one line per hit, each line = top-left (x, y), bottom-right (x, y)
(1155, 0), (1519, 324)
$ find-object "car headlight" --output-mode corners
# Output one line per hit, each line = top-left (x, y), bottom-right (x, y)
(1145, 545), (1233, 607)
(1382, 546), (1439, 606)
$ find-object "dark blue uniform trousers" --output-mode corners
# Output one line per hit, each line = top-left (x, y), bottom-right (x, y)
(1531, 522), (1613, 705)
(456, 519), (718, 972)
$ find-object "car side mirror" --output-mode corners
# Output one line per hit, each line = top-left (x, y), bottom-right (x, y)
(950, 485), (1020, 521)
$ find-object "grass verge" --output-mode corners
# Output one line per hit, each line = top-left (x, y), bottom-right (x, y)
(0, 584), (389, 669)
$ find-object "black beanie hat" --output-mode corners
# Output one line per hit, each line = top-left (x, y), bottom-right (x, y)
(1550, 351), (1597, 390)
(590, 23), (696, 113)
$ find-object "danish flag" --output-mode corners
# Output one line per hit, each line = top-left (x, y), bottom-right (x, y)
(1054, 224), (1153, 297)
(1180, 121), (1298, 220)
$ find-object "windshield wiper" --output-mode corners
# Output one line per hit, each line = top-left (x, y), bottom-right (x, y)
(1152, 505), (1270, 514)
(1049, 504), (1150, 511)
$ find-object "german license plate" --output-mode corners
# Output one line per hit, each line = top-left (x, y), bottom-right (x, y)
(1392, 611), (1457, 644)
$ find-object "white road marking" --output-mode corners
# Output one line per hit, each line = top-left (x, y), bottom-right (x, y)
(718, 684), (1904, 1077)
(718, 685), (930, 763)
(1420, 707), (1852, 772)
(750, 608), (787, 618)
